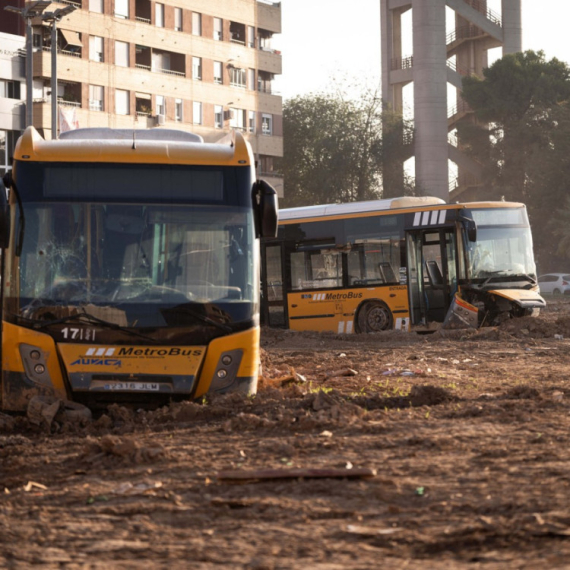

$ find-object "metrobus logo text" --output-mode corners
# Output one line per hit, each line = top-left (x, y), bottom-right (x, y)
(117, 347), (203, 357)
(315, 292), (363, 301)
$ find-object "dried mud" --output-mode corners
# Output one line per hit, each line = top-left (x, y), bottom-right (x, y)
(3, 299), (570, 568)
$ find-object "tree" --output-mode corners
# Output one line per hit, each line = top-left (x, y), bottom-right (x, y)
(279, 87), (413, 208)
(460, 50), (570, 203)
(459, 51), (570, 270)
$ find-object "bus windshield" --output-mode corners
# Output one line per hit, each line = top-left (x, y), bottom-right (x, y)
(9, 202), (256, 328)
(466, 225), (537, 281)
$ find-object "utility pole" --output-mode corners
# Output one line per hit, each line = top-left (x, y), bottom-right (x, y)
(4, 1), (51, 129)
(40, 5), (77, 139)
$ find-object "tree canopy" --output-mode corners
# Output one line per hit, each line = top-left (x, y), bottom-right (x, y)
(459, 51), (570, 269)
(279, 87), (413, 208)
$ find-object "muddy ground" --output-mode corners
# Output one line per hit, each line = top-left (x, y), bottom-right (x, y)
(3, 300), (570, 568)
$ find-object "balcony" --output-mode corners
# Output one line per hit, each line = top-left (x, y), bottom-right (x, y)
(135, 45), (185, 78)
(135, 0), (151, 23)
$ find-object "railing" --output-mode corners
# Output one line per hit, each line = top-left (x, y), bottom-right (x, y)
(135, 63), (151, 71)
(257, 0), (281, 6)
(58, 0), (81, 7)
(446, 24), (485, 45)
(58, 98), (81, 108)
(230, 80), (246, 88)
(230, 37), (246, 45)
(448, 99), (472, 119)
(136, 111), (151, 117)
(135, 16), (151, 24)
(42, 46), (81, 58)
(462, 0), (502, 26)
(446, 59), (472, 76)
(157, 68), (185, 77)
(391, 56), (413, 71)
(451, 171), (482, 191)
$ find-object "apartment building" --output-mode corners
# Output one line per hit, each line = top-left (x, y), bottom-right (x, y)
(0, 32), (25, 177)
(0, 0), (284, 196)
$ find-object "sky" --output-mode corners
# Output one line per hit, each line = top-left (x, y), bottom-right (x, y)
(275, 0), (570, 100)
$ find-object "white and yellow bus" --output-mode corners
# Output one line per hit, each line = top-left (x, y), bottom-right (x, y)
(0, 127), (277, 410)
(261, 196), (545, 333)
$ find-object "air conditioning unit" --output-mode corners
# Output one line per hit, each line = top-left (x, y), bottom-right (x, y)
(156, 114), (165, 126)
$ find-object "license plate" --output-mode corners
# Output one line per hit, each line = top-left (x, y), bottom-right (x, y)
(94, 382), (160, 391)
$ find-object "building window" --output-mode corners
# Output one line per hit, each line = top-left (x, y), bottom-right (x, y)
(89, 36), (103, 62)
(155, 3), (164, 27)
(248, 110), (255, 133)
(114, 0), (128, 18)
(213, 17), (223, 40)
(247, 26), (255, 48)
(136, 93), (152, 115)
(116, 89), (129, 115)
(0, 80), (21, 99)
(174, 8), (182, 31)
(89, 0), (103, 13)
(229, 67), (246, 88)
(248, 69), (255, 91)
(115, 40), (129, 67)
(214, 105), (223, 129)
(262, 113), (272, 135)
(192, 12), (201, 36)
(230, 108), (246, 131)
(214, 61), (223, 84)
(192, 57), (202, 80)
(193, 101), (202, 125)
(175, 99), (183, 121)
(89, 84), (104, 111)
(156, 95), (165, 116)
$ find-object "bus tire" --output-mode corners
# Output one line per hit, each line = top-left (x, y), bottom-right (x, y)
(356, 301), (393, 333)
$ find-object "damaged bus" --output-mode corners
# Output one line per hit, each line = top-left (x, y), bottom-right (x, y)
(261, 197), (545, 333)
(0, 127), (277, 411)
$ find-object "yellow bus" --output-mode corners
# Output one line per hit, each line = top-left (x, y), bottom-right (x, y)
(0, 126), (277, 411)
(261, 196), (545, 333)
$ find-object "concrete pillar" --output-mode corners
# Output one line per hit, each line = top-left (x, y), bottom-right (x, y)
(502, 0), (522, 54)
(381, 0), (394, 107)
(412, 0), (449, 200)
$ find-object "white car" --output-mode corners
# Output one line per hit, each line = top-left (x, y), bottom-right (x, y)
(537, 273), (570, 295)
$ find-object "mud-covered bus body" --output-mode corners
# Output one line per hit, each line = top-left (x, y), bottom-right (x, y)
(261, 196), (544, 334)
(0, 127), (277, 411)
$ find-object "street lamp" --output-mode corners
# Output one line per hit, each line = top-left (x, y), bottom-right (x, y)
(40, 5), (77, 139)
(4, 1), (51, 129)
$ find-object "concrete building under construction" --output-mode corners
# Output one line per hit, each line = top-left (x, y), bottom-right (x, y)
(381, 0), (522, 202)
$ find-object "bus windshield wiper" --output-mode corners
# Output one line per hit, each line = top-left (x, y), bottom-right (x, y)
(25, 311), (158, 342)
(170, 304), (233, 333)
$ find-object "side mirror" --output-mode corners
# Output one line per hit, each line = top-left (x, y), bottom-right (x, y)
(0, 174), (11, 249)
(252, 179), (278, 238)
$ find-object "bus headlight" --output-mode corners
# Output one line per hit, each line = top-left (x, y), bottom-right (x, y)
(209, 349), (243, 392)
(20, 344), (53, 387)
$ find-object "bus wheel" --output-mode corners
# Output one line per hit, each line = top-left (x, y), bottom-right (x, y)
(357, 301), (393, 333)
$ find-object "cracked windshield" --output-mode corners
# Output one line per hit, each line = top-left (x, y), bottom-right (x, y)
(11, 203), (255, 328)
(466, 208), (537, 281)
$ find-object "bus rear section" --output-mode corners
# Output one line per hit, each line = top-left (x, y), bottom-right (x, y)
(0, 127), (277, 411)
(261, 198), (544, 334)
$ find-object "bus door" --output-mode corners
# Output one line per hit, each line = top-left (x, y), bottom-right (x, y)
(406, 229), (457, 326)
(261, 241), (287, 327)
